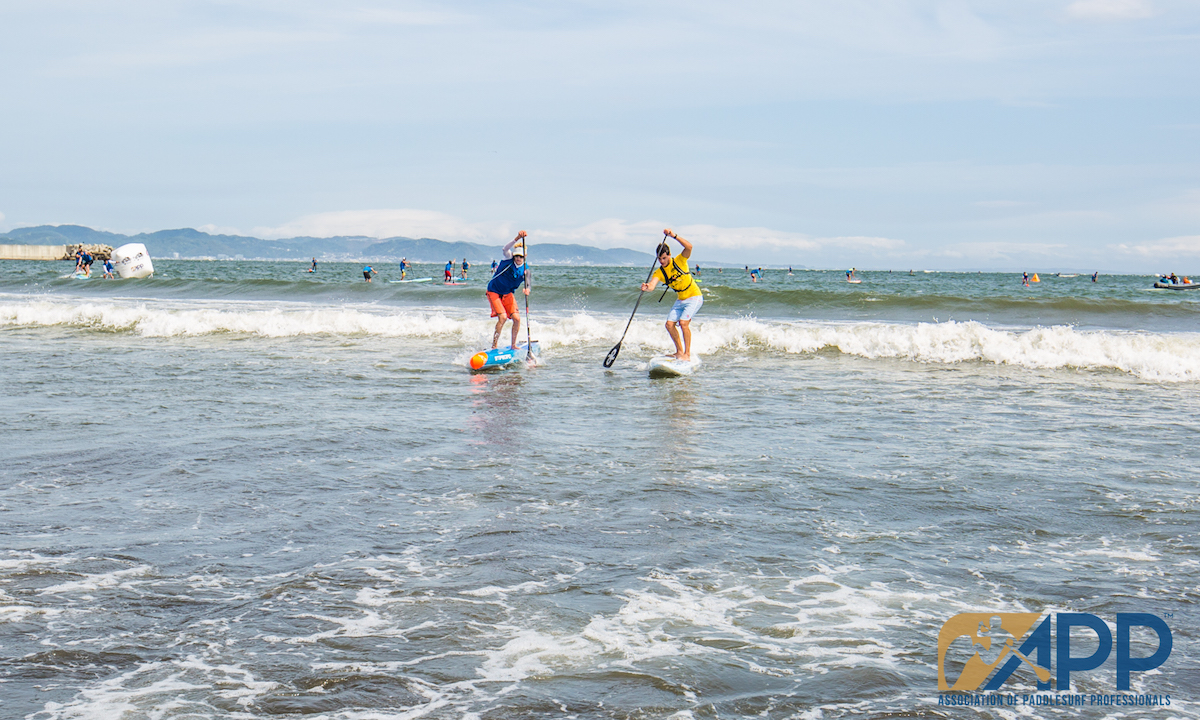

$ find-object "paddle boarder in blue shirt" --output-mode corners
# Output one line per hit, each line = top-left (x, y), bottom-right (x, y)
(461, 258), (470, 279)
(444, 260), (454, 283)
(399, 258), (408, 280)
(486, 231), (529, 349)
(363, 265), (376, 282)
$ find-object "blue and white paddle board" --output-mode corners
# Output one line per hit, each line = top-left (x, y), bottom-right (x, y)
(469, 341), (540, 371)
(647, 355), (701, 378)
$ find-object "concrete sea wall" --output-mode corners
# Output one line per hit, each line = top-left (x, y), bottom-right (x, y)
(0, 244), (113, 261)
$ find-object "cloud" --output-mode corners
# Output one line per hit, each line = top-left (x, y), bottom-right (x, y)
(1065, 0), (1157, 20)
(245, 210), (904, 260)
(252, 209), (509, 242)
(930, 241), (1071, 261)
(1112, 235), (1200, 257)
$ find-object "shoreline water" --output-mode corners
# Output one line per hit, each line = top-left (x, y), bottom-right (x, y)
(1, 258), (1197, 718)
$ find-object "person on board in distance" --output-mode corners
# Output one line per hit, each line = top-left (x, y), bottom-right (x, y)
(641, 229), (702, 362)
(486, 231), (530, 349)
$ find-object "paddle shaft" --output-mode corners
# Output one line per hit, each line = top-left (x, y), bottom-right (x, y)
(523, 249), (533, 362)
(603, 253), (661, 368)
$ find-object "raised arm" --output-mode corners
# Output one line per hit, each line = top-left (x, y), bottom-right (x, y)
(664, 228), (692, 259)
(502, 230), (528, 259)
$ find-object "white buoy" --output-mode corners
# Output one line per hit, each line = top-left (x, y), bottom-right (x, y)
(111, 243), (154, 279)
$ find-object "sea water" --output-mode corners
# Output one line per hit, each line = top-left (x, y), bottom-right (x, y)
(1, 260), (1197, 719)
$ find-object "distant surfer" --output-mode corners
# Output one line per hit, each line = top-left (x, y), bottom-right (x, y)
(363, 265), (376, 282)
(399, 257), (408, 280)
(461, 258), (470, 279)
(445, 260), (453, 283)
(486, 231), (529, 349)
(641, 229), (701, 362)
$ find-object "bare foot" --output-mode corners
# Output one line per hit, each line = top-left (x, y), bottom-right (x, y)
(679, 355), (691, 362)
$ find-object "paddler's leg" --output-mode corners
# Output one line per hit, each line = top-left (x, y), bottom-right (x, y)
(492, 315), (508, 349)
(488, 291), (509, 348)
(504, 293), (520, 349)
(679, 319), (693, 361)
(665, 320), (684, 359)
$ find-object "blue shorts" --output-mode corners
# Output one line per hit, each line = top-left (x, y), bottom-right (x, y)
(667, 295), (703, 322)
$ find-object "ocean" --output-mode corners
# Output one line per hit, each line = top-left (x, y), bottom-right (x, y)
(1, 259), (1197, 719)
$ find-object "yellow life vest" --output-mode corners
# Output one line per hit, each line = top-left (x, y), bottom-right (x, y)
(656, 256), (701, 300)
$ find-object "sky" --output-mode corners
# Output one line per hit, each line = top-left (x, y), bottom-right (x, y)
(0, 0), (1197, 270)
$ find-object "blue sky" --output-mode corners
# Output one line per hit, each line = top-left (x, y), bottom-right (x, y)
(1, 0), (1197, 270)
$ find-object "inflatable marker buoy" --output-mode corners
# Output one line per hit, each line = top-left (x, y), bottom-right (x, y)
(1031, 273), (1040, 282)
(111, 243), (154, 279)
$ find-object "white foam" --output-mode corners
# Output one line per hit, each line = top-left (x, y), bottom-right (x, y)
(38, 565), (154, 595)
(5, 299), (1200, 381)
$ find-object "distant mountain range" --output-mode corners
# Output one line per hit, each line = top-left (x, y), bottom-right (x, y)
(0, 225), (658, 266)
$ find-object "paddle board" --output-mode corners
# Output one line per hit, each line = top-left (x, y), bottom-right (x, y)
(647, 355), (701, 378)
(443, 281), (469, 286)
(469, 341), (540, 371)
(847, 279), (862, 284)
(391, 277), (433, 284)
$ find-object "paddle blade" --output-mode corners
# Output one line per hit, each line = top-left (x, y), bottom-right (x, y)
(603, 343), (621, 368)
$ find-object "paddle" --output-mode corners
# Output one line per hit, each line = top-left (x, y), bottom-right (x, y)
(523, 245), (535, 365)
(603, 247), (662, 368)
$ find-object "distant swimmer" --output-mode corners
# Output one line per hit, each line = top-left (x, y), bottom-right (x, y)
(641, 229), (701, 362)
(103, 258), (115, 279)
(444, 260), (453, 283)
(461, 257), (470, 279)
(486, 231), (529, 349)
(399, 257), (408, 280)
(363, 265), (376, 282)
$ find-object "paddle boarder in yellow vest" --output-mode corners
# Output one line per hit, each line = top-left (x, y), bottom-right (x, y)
(641, 229), (702, 361)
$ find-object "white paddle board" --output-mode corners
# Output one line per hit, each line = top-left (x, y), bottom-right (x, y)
(647, 355), (701, 378)
(391, 278), (433, 283)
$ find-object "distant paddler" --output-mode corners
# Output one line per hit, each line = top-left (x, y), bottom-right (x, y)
(363, 265), (376, 282)
(641, 229), (702, 362)
(399, 257), (408, 280)
(486, 231), (530, 349)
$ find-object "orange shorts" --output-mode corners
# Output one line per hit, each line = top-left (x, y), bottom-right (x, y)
(487, 291), (519, 318)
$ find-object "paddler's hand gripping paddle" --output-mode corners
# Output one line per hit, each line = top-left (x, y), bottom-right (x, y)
(603, 236), (665, 368)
